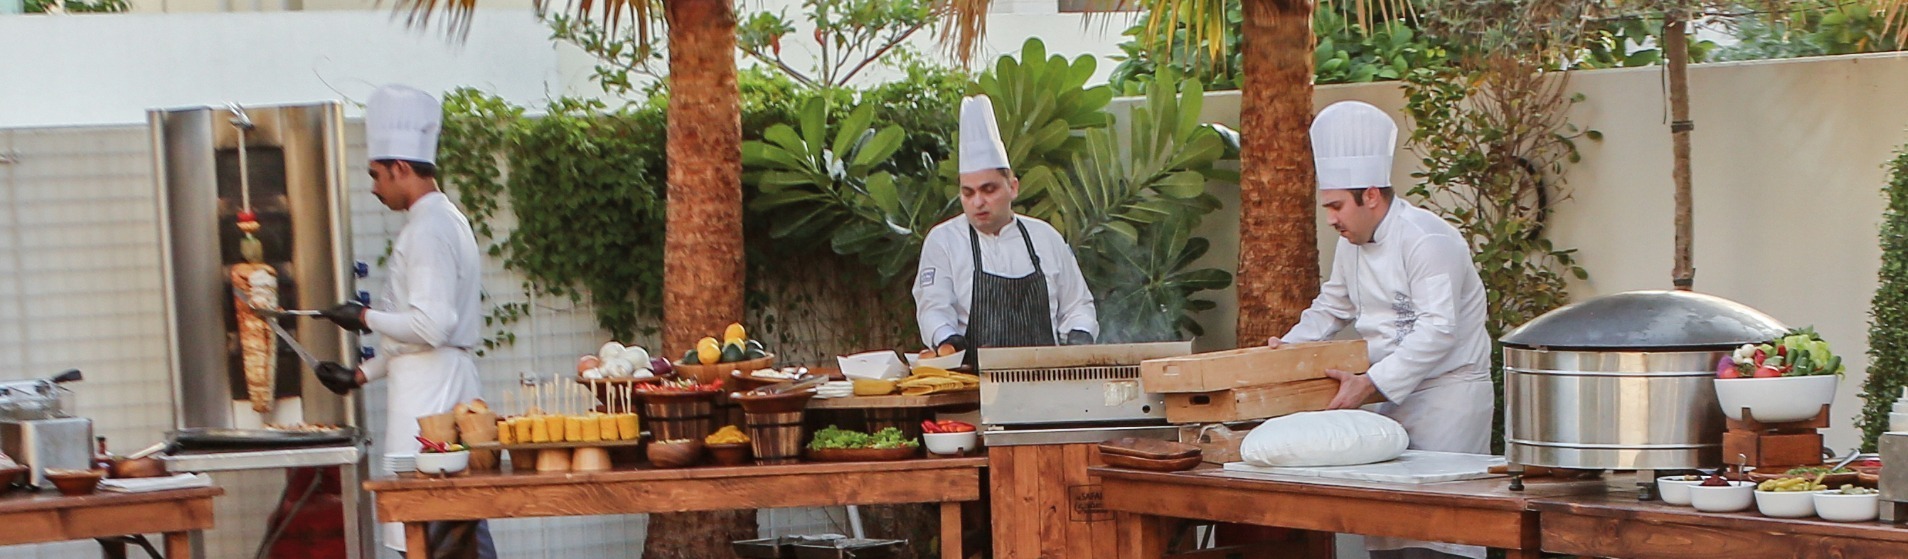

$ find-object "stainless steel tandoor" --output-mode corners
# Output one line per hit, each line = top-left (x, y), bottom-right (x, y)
(1504, 348), (1727, 469)
(1500, 290), (1786, 471)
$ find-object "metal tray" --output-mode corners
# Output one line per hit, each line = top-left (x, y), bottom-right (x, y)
(169, 427), (357, 450)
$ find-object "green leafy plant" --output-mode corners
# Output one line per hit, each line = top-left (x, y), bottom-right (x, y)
(1312, 7), (1451, 83)
(744, 98), (953, 280)
(1859, 145), (1908, 451)
(971, 38), (1114, 190)
(1024, 75), (1235, 341)
(1712, 0), (1902, 62)
(23, 0), (127, 12)
(1105, 0), (1450, 91)
(735, 0), (943, 88)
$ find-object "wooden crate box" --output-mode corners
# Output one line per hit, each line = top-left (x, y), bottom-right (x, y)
(1140, 341), (1368, 394)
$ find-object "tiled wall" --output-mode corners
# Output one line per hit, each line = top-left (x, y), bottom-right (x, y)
(0, 121), (853, 559)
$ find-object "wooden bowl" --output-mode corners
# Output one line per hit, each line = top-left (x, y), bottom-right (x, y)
(706, 442), (752, 466)
(673, 354), (775, 387)
(45, 469), (105, 496)
(804, 446), (918, 462)
(647, 439), (704, 469)
(731, 389), (815, 414)
(109, 457), (168, 479)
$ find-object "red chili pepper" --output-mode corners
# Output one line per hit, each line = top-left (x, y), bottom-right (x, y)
(922, 420), (941, 434)
(415, 436), (448, 453)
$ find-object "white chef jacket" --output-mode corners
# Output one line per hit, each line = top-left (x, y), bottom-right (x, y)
(359, 191), (485, 550)
(913, 214), (1099, 348)
(1280, 198), (1493, 559)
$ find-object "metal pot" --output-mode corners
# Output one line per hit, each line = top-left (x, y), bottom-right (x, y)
(1501, 291), (1786, 471)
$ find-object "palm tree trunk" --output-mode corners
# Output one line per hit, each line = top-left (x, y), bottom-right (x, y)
(651, 0), (756, 555)
(1234, 0), (1320, 347)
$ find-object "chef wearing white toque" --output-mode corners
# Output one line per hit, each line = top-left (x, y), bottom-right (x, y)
(913, 94), (1098, 365)
(1266, 101), (1492, 559)
(311, 84), (495, 558)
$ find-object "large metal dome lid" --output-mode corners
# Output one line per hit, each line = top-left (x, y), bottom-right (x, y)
(1500, 290), (1788, 350)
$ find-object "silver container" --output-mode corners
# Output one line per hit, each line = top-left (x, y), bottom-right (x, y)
(0, 417), (94, 488)
(1501, 290), (1786, 470)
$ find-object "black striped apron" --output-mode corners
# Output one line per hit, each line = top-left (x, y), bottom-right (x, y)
(963, 218), (1058, 369)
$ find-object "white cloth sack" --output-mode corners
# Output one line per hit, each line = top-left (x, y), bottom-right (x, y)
(1239, 410), (1410, 467)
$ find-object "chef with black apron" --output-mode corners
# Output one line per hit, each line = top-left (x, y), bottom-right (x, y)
(912, 94), (1099, 367)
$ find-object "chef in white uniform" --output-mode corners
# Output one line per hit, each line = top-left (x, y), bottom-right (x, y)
(913, 94), (1098, 364)
(313, 84), (495, 558)
(1265, 101), (1492, 559)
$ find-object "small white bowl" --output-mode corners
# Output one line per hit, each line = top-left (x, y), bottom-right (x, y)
(1714, 375), (1838, 423)
(922, 431), (979, 456)
(415, 450), (470, 475)
(1688, 481), (1755, 512)
(1657, 477), (1705, 505)
(1754, 490), (1816, 518)
(1812, 490), (1880, 522)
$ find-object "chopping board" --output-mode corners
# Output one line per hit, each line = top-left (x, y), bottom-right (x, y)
(1221, 450), (1506, 484)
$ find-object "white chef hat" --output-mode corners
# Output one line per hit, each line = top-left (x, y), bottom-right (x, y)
(958, 94), (1012, 174)
(1310, 101), (1397, 190)
(366, 84), (442, 165)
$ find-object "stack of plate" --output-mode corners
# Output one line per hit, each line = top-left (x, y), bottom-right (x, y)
(382, 453), (416, 474)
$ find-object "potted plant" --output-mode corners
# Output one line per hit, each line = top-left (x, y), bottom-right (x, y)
(1714, 327), (1846, 423)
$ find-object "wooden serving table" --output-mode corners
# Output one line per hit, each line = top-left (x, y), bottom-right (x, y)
(365, 457), (986, 558)
(1094, 467), (1608, 558)
(1535, 486), (1908, 559)
(0, 486), (222, 557)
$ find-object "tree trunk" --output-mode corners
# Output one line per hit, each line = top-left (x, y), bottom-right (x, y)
(651, 0), (755, 556)
(1665, 16), (1695, 291)
(1234, 0), (1320, 348)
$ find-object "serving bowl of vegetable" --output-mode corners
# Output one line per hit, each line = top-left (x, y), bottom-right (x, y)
(805, 426), (919, 462)
(1714, 328), (1843, 423)
(1813, 485), (1880, 522)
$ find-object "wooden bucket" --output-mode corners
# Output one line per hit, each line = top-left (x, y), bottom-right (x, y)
(745, 411), (806, 464)
(641, 391), (716, 442)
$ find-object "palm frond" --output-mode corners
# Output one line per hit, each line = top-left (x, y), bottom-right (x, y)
(388, 0), (658, 44)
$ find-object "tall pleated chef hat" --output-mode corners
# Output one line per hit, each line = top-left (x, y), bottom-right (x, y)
(958, 94), (1012, 174)
(366, 84), (442, 165)
(1310, 100), (1397, 190)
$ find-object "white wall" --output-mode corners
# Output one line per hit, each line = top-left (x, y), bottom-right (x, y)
(1180, 52), (1908, 451)
(0, 10), (604, 128)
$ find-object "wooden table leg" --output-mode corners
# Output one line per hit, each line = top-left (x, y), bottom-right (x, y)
(405, 522), (430, 559)
(1116, 512), (1165, 559)
(1301, 530), (1334, 559)
(1506, 547), (1544, 559)
(164, 532), (192, 559)
(940, 502), (963, 559)
(98, 538), (127, 559)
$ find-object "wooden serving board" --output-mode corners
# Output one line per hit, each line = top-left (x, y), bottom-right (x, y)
(806, 390), (978, 410)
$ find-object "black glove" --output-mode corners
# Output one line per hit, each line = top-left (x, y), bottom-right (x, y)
(319, 301), (369, 333)
(1066, 330), (1094, 345)
(314, 361), (362, 395)
(938, 334), (968, 353)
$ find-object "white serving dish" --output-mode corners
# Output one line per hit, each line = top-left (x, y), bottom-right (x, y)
(922, 431), (979, 456)
(1714, 375), (1838, 423)
(1657, 477), (1705, 506)
(906, 350), (965, 370)
(415, 450), (470, 475)
(1688, 481), (1755, 512)
(1754, 490), (1816, 518)
(1812, 490), (1880, 522)
(838, 351), (908, 381)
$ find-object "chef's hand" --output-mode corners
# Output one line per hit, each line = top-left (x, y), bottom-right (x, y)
(1066, 330), (1094, 345)
(314, 361), (364, 395)
(1323, 368), (1377, 410)
(1266, 336), (1284, 349)
(319, 301), (370, 333)
(938, 334), (968, 353)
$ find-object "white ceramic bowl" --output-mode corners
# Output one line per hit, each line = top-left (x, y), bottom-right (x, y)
(1754, 490), (1816, 518)
(415, 450), (470, 475)
(1812, 490), (1880, 522)
(922, 431), (979, 456)
(1714, 375), (1838, 423)
(1657, 477), (1705, 506)
(1688, 481), (1755, 512)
